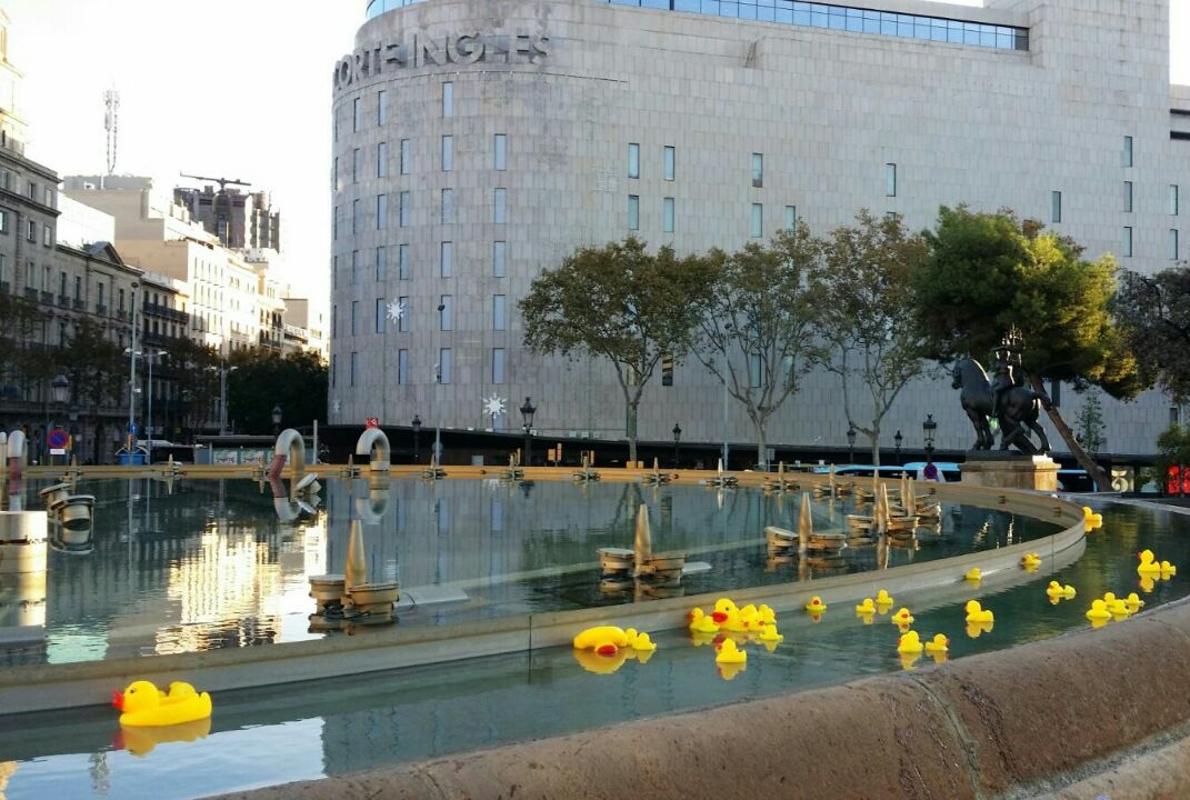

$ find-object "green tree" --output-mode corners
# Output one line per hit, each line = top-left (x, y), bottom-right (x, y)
(227, 348), (328, 434)
(519, 237), (712, 464)
(693, 225), (826, 468)
(912, 206), (1141, 488)
(1074, 390), (1106, 455)
(0, 293), (47, 398)
(168, 337), (221, 437)
(58, 317), (125, 412)
(821, 211), (931, 466)
(1114, 264), (1190, 402)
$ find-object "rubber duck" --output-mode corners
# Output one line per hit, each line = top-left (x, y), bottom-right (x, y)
(112, 680), (212, 727)
(715, 638), (747, 664)
(1045, 581), (1076, 601)
(757, 625), (784, 643)
(719, 607), (748, 633)
(805, 596), (827, 613)
(1020, 553), (1042, 571)
(1085, 599), (1112, 622)
(964, 600), (994, 623)
(1139, 575), (1156, 594)
(890, 607), (914, 626)
(1106, 597), (1130, 618)
(717, 660), (747, 681)
(858, 611), (876, 625)
(757, 604), (777, 626)
(689, 630), (718, 648)
(855, 597), (876, 614)
(924, 633), (949, 653)
(688, 608), (720, 634)
(875, 589), (894, 607)
(1160, 560), (1177, 578)
(114, 717), (212, 757)
(573, 647), (630, 674)
(573, 625), (629, 655)
(738, 604), (760, 629)
(625, 629), (657, 651)
(1124, 592), (1145, 612)
(964, 567), (982, 582)
(965, 620), (993, 639)
(1137, 550), (1162, 576)
(1082, 506), (1103, 531)
(897, 631), (924, 654)
(711, 597), (737, 624)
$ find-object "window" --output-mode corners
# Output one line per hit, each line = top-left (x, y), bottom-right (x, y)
(26, 219), (35, 242)
(332, 255), (339, 287)
(332, 157), (339, 190)
(628, 195), (639, 230)
(661, 354), (674, 386)
(885, 163), (897, 197)
(1051, 191), (1062, 223)
(399, 191), (411, 226)
(375, 297), (386, 333)
(442, 81), (454, 117)
(331, 354), (337, 387)
(494, 134), (507, 170)
(784, 205), (797, 231)
(377, 90), (388, 125)
(350, 351), (358, 386)
(119, 288), (125, 311)
(352, 199), (360, 234)
(397, 349), (409, 384)
(352, 148), (361, 183)
(441, 188), (454, 224)
(352, 97), (361, 132)
(440, 241), (453, 277)
(493, 294), (506, 330)
(59, 271), (65, 297)
(493, 188), (507, 224)
(74, 275), (81, 300)
(628, 143), (640, 179)
(438, 348), (453, 384)
(1123, 135), (1133, 168)
(351, 250), (359, 284)
(398, 244), (410, 280)
(1173, 185), (1181, 216)
(400, 139), (411, 174)
(1123, 226), (1133, 258)
(441, 135), (453, 171)
(375, 246), (386, 281)
(1123, 181), (1133, 213)
(752, 153), (763, 187)
(377, 141), (388, 178)
(398, 296), (409, 332)
(351, 300), (359, 335)
(42, 224), (52, 246)
(751, 203), (763, 238)
(748, 352), (763, 387)
(1172, 229), (1180, 261)
(1172, 406), (1181, 426)
(0, 210), (7, 233)
(663, 146), (675, 181)
(44, 188), (54, 208)
(663, 197), (675, 233)
(333, 205), (339, 239)
(493, 241), (507, 278)
(376, 194), (388, 228)
(492, 348), (506, 384)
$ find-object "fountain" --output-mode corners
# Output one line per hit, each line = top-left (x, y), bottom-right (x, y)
(308, 519), (399, 632)
(268, 428), (307, 483)
(500, 453), (524, 481)
(5, 430), (26, 481)
(705, 458), (738, 488)
(572, 453), (600, 482)
(763, 461), (798, 493)
(355, 427), (391, 473)
(597, 504), (698, 599)
(641, 457), (671, 486)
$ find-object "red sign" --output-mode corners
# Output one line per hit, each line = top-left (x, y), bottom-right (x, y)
(47, 428), (69, 449)
(365, 417), (380, 429)
(1166, 465), (1190, 495)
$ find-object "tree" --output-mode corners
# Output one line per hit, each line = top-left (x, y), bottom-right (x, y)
(169, 337), (221, 438)
(912, 206), (1142, 489)
(1156, 424), (1190, 496)
(821, 211), (931, 466)
(693, 225), (826, 468)
(228, 348), (328, 434)
(1074, 390), (1106, 455)
(58, 318), (125, 412)
(1114, 264), (1190, 402)
(519, 237), (712, 464)
(0, 293), (47, 399)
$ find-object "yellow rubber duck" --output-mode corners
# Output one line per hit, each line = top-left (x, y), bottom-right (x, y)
(875, 589), (894, 607)
(688, 608), (720, 634)
(573, 625), (629, 655)
(964, 567), (982, 582)
(738, 604), (760, 629)
(1085, 599), (1112, 622)
(855, 597), (876, 614)
(965, 620), (993, 638)
(858, 611), (876, 626)
(1159, 560), (1177, 578)
(689, 630), (718, 648)
(624, 629), (657, 651)
(1138, 574), (1156, 593)
(1106, 598), (1130, 618)
(112, 680), (212, 728)
(897, 630), (924, 654)
(1124, 592), (1145, 612)
(717, 660), (747, 681)
(719, 607), (748, 633)
(715, 638), (747, 664)
(924, 633), (949, 653)
(1137, 550), (1162, 576)
(1045, 581), (1076, 601)
(1082, 506), (1103, 532)
(757, 604), (777, 626)
(757, 625), (784, 643)
(964, 600), (994, 624)
(890, 607), (914, 626)
(573, 647), (630, 674)
(805, 596), (827, 613)
(711, 597), (737, 625)
(1021, 553), (1042, 571)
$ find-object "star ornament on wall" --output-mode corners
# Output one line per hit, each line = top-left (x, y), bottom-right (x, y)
(483, 394), (507, 417)
(386, 299), (406, 322)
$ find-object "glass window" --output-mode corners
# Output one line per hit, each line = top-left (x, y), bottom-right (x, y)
(628, 143), (640, 178)
(400, 139), (411, 174)
(628, 195), (640, 230)
(438, 348), (453, 384)
(376, 194), (388, 229)
(1124, 181), (1133, 213)
(1172, 185), (1180, 216)
(1123, 226), (1133, 257)
(352, 199), (360, 234)
(352, 148), (361, 182)
(377, 141), (388, 178)
(352, 98), (361, 132)
(351, 250), (359, 284)
(440, 241), (453, 278)
(333, 205), (339, 239)
(494, 188), (507, 224)
(751, 203), (763, 238)
(1123, 135), (1133, 168)
(333, 156), (339, 190)
(1051, 191), (1062, 224)
(493, 241), (507, 277)
(43, 225), (52, 246)
(494, 134), (507, 170)
(375, 246), (386, 281)
(441, 188), (454, 224)
(398, 296), (409, 332)
(492, 348), (506, 384)
(441, 135), (453, 171)
(332, 305), (338, 337)
(350, 351), (357, 386)
(351, 300), (359, 336)
(784, 205), (797, 230)
(331, 354), (336, 387)
(442, 81), (454, 118)
(751, 153), (765, 188)
(378, 90), (388, 125)
(398, 349), (409, 384)
(493, 294), (506, 330)
(1172, 229), (1180, 261)
(399, 191), (411, 227)
(375, 297), (386, 333)
(398, 244), (410, 280)
(439, 294), (454, 330)
(663, 145), (675, 181)
(748, 352), (763, 387)
(885, 163), (896, 197)
(663, 197), (675, 233)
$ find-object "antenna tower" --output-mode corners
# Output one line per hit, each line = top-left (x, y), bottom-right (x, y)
(103, 89), (120, 175)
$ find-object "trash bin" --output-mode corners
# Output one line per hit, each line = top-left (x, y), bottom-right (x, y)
(115, 449), (148, 466)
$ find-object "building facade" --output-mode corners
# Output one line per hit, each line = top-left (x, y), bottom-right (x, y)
(174, 185), (281, 251)
(331, 0), (1187, 456)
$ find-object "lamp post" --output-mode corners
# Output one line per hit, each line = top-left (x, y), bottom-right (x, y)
(213, 363), (238, 436)
(846, 424), (856, 464)
(125, 347), (141, 453)
(411, 414), (422, 464)
(672, 422), (682, 469)
(923, 413), (937, 459)
(894, 429), (903, 465)
(520, 396), (536, 467)
(48, 374), (69, 464)
(145, 349), (167, 464)
(272, 404), (283, 436)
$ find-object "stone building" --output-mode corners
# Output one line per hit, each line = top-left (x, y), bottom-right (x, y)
(174, 185), (281, 251)
(330, 0), (1190, 457)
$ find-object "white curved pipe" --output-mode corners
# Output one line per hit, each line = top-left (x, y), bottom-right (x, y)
(7, 430), (26, 480)
(355, 428), (391, 472)
(269, 428), (306, 481)
(355, 490), (390, 524)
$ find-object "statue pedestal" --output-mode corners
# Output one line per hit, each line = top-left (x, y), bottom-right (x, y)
(961, 453), (1059, 492)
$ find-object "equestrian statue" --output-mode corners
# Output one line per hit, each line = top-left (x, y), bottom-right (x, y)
(950, 327), (1051, 455)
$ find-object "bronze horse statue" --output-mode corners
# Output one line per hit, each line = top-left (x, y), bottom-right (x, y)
(951, 358), (1051, 454)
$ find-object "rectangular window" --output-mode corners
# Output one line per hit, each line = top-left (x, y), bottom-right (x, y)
(663, 146), (675, 181)
(440, 241), (453, 278)
(752, 153), (763, 188)
(397, 349), (409, 384)
(0, 210), (7, 233)
(1172, 229), (1180, 261)
(352, 199), (360, 234)
(352, 148), (361, 183)
(398, 244), (410, 280)
(332, 305), (338, 337)
(351, 250), (359, 284)
(352, 98), (361, 131)
(663, 197), (675, 233)
(332, 156), (338, 190)
(784, 205), (797, 231)
(628, 195), (639, 230)
(751, 203), (763, 238)
(442, 81), (454, 117)
(350, 351), (358, 386)
(399, 191), (411, 227)
(376, 194), (388, 228)
(332, 255), (339, 287)
(441, 188), (454, 224)
(493, 241), (506, 277)
(1051, 191), (1062, 223)
(1123, 226), (1133, 257)
(438, 348), (453, 384)
(400, 139), (411, 174)
(398, 296), (409, 332)
(441, 135), (453, 172)
(885, 163), (897, 197)
(628, 143), (640, 178)
(748, 352), (763, 388)
(493, 294), (506, 330)
(377, 141), (388, 178)
(331, 354), (336, 387)
(492, 348), (506, 384)
(1124, 181), (1133, 213)
(333, 205), (339, 239)
(351, 300), (359, 336)
(26, 219), (35, 242)
(1172, 406), (1181, 426)
(1173, 185), (1181, 216)
(494, 134), (507, 170)
(377, 90), (388, 125)
(375, 246), (386, 281)
(1123, 135), (1133, 167)
(74, 275), (81, 300)
(375, 297), (386, 333)
(493, 188), (507, 224)
(44, 188), (54, 208)
(43, 224), (52, 246)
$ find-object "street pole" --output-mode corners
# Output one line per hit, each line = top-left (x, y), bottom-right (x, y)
(721, 377), (729, 469)
(219, 366), (228, 435)
(147, 353), (154, 464)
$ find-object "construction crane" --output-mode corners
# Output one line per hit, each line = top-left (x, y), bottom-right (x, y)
(179, 174), (252, 191)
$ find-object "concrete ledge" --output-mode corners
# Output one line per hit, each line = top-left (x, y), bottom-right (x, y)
(210, 596), (1190, 800)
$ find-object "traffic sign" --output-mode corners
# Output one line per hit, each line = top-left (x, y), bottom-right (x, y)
(48, 428), (68, 449)
(365, 417), (380, 428)
(128, 422), (139, 435)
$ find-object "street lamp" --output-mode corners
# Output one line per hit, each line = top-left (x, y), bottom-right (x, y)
(272, 404), (283, 436)
(412, 414), (422, 464)
(923, 413), (937, 458)
(672, 422), (682, 469)
(125, 347), (141, 453)
(145, 349), (167, 464)
(209, 363), (239, 436)
(894, 429), (903, 465)
(846, 424), (856, 464)
(47, 374), (69, 464)
(520, 396), (536, 467)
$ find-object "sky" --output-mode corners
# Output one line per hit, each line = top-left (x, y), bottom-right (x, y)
(4, 0), (1189, 301)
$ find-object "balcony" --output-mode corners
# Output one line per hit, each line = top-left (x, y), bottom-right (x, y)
(57, 294), (69, 308)
(72, 298), (84, 311)
(0, 280), (8, 295)
(144, 302), (189, 324)
(40, 291), (52, 305)
(24, 287), (36, 300)
(116, 309), (128, 321)
(96, 303), (107, 316)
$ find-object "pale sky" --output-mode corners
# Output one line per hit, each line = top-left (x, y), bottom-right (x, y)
(4, 0), (1189, 301)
